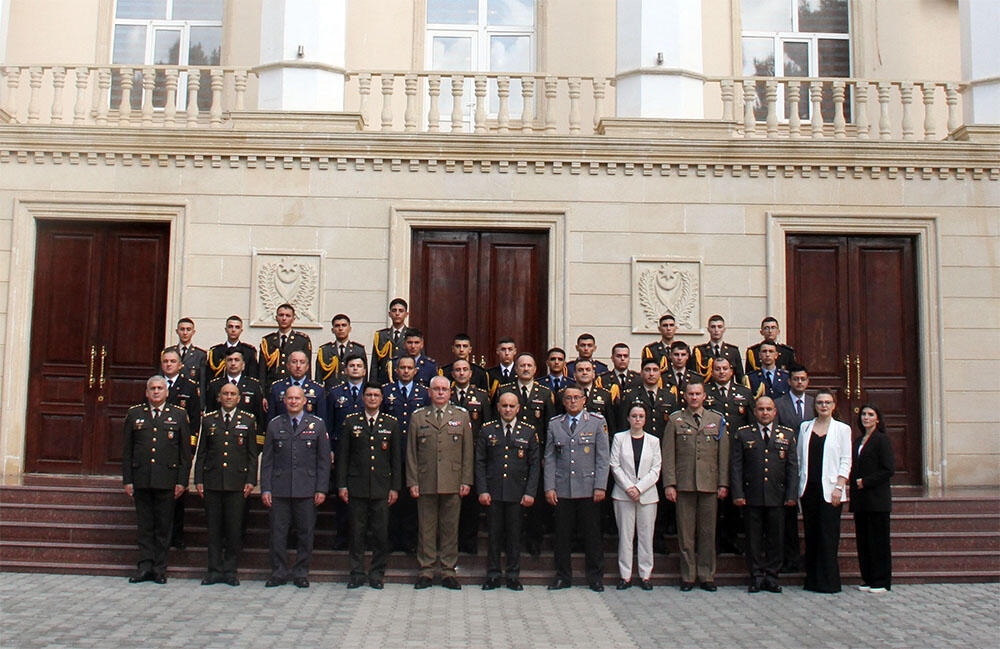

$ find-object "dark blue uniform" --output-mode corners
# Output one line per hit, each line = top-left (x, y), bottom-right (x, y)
(389, 354), (438, 387)
(269, 377), (328, 426)
(747, 368), (791, 401)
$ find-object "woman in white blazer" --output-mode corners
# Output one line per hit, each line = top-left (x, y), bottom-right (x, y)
(797, 389), (853, 593)
(609, 405), (662, 590)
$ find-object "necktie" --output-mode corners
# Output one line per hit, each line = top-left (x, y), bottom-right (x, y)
(459, 389), (466, 403)
(693, 413), (701, 427)
(392, 330), (400, 347)
(224, 412), (231, 427)
(291, 417), (299, 429)
(436, 409), (443, 425)
(521, 385), (529, 402)
(676, 372), (683, 387)
(648, 390), (655, 403)
(619, 373), (626, 385)
(153, 407), (160, 419)
(351, 385), (359, 402)
(765, 370), (773, 387)
(231, 378), (238, 385)
(762, 425), (770, 445)
(280, 334), (288, 349)
(713, 344), (720, 357)
(505, 423), (512, 441)
(553, 377), (561, 391)
(402, 385), (409, 400)
(721, 385), (728, 400)
(369, 416), (376, 429)
(503, 367), (510, 380)
(796, 398), (804, 419)
(167, 379), (174, 390)
(569, 417), (577, 434)
(180, 346), (188, 360)
(339, 344), (345, 359)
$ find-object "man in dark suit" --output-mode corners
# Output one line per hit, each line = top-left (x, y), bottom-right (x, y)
(163, 317), (208, 400)
(207, 315), (258, 382)
(731, 397), (798, 593)
(123, 376), (192, 585)
(260, 385), (330, 588)
(337, 383), (401, 589)
(315, 313), (367, 388)
(205, 348), (265, 445)
(690, 314), (745, 383)
(160, 348), (200, 550)
(259, 303), (312, 388)
(774, 363), (814, 572)
(747, 342), (791, 400)
(194, 382), (257, 586)
(450, 358), (493, 554)
(745, 316), (796, 374)
(370, 298), (409, 384)
(439, 333), (490, 391)
(476, 391), (539, 591)
(388, 328), (437, 386)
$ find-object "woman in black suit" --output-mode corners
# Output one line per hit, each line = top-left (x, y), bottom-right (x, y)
(849, 403), (895, 593)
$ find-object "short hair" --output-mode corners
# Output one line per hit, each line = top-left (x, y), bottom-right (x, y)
(160, 348), (180, 361)
(759, 341), (778, 352)
(453, 333), (472, 343)
(611, 342), (630, 353)
(576, 333), (595, 344)
(225, 347), (246, 360)
(497, 337), (516, 347)
(276, 303), (295, 315)
(561, 383), (584, 396)
(669, 340), (690, 354)
(389, 298), (408, 310)
(429, 375), (450, 389)
(451, 358), (471, 369)
(659, 313), (676, 325)
(225, 315), (243, 324)
(147, 375), (167, 389)
(761, 316), (779, 327)
(856, 403), (886, 434)
(514, 352), (536, 364)
(343, 353), (366, 366)
(331, 313), (351, 325)
(684, 379), (706, 391)
(395, 355), (416, 367)
(404, 327), (424, 340)
(546, 347), (566, 359)
(713, 356), (732, 368)
(788, 362), (809, 375)
(362, 381), (383, 393)
(641, 357), (661, 369)
(287, 350), (308, 363)
(574, 358), (594, 369)
(708, 314), (725, 325)
(177, 317), (194, 327)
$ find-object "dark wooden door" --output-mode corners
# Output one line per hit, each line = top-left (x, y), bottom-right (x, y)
(409, 229), (548, 367)
(786, 235), (922, 484)
(25, 221), (170, 475)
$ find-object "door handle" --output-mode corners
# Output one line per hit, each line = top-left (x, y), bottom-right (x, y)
(843, 355), (851, 397)
(98, 345), (107, 388)
(88, 345), (96, 388)
(854, 354), (862, 399)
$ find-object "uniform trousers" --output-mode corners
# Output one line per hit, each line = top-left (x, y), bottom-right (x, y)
(390, 461), (418, 552)
(854, 510), (892, 589)
(133, 488), (175, 576)
(348, 497), (390, 579)
(458, 492), (481, 551)
(268, 496), (316, 580)
(613, 499), (657, 580)
(782, 503), (802, 570)
(553, 498), (603, 585)
(742, 505), (784, 584)
(800, 485), (843, 593)
(675, 491), (718, 583)
(523, 481), (551, 553)
(416, 493), (461, 578)
(204, 489), (246, 579)
(486, 501), (523, 579)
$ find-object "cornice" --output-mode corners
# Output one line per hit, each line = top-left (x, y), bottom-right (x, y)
(0, 126), (997, 181)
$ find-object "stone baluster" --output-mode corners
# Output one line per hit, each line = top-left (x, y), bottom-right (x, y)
(742, 81), (755, 137)
(474, 75), (487, 134)
(855, 80), (869, 139)
(877, 82), (891, 139)
(809, 80), (823, 138)
(96, 68), (111, 125)
(921, 82), (936, 140)
(568, 76), (581, 134)
(520, 76), (535, 133)
(543, 76), (558, 134)
(427, 74), (441, 132)
(450, 74), (464, 132)
(765, 79), (778, 137)
(720, 79), (734, 122)
(900, 82), (914, 140)
(3, 67), (20, 119)
(119, 67), (134, 126)
(832, 80), (846, 138)
(357, 72), (372, 128)
(73, 67), (90, 124)
(210, 68), (224, 127)
(403, 74), (418, 132)
(50, 66), (66, 123)
(27, 67), (43, 123)
(497, 76), (510, 134)
(234, 70), (248, 111)
(163, 69), (178, 126)
(380, 73), (395, 131)
(787, 80), (801, 138)
(945, 83), (960, 135)
(592, 78), (606, 134)
(141, 67), (155, 125)
(185, 68), (200, 126)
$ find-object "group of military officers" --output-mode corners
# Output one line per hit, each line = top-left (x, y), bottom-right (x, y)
(125, 300), (814, 592)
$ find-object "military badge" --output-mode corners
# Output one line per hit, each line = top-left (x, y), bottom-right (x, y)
(337, 396), (348, 405)
(244, 395), (251, 404)
(779, 449), (786, 459)
(471, 410), (479, 420)
(584, 446), (591, 454)
(308, 422), (315, 429)
(382, 440), (389, 450)
(167, 431), (174, 439)
(179, 399), (187, 408)
(449, 420), (460, 427)
(535, 408), (542, 418)
(353, 426), (362, 437)
(238, 437), (244, 446)
(489, 435), (498, 446)
(518, 448), (525, 458)
(308, 388), (315, 396)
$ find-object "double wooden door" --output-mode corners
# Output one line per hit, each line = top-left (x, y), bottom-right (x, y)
(25, 221), (170, 475)
(409, 229), (548, 366)
(786, 234), (922, 484)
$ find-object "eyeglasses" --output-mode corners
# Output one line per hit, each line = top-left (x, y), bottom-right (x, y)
(563, 395), (585, 401)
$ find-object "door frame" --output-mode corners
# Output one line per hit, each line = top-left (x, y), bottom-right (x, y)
(766, 210), (942, 490)
(388, 203), (566, 353)
(2, 197), (186, 482)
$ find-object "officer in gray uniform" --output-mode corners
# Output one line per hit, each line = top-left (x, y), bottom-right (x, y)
(123, 375), (192, 585)
(545, 384), (610, 592)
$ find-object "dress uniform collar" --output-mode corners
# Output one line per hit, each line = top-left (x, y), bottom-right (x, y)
(227, 373), (242, 384)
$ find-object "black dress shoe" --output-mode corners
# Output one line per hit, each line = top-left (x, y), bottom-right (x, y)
(640, 579), (653, 591)
(414, 576), (433, 589)
(347, 576), (365, 589)
(201, 576), (217, 586)
(225, 576), (240, 587)
(680, 581), (695, 592)
(548, 579), (571, 590)
(526, 542), (541, 558)
(700, 581), (717, 592)
(764, 582), (783, 593)
(128, 571), (153, 583)
(369, 578), (384, 589)
(459, 542), (477, 555)
(171, 540), (186, 550)
(482, 578), (501, 591)
(506, 578), (523, 591)
(616, 579), (631, 590)
(441, 577), (462, 590)
(265, 577), (285, 587)
(748, 582), (761, 593)
(589, 583), (605, 592)
(293, 578), (309, 588)
(153, 575), (167, 585)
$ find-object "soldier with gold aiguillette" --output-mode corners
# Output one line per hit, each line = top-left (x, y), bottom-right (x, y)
(259, 303), (312, 388)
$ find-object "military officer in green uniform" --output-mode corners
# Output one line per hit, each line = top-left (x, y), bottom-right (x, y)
(259, 303), (312, 388)
(123, 376), (192, 585)
(205, 348), (265, 445)
(316, 313), (367, 388)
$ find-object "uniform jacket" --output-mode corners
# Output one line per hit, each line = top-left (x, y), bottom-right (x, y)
(389, 354), (438, 387)
(336, 411), (402, 499)
(597, 369), (642, 393)
(326, 380), (366, 443)
(774, 391), (814, 433)
(496, 381), (555, 445)
(609, 431), (662, 505)
(543, 410), (610, 499)
(380, 381), (430, 434)
(641, 340), (672, 371)
(205, 374), (265, 444)
(730, 423), (798, 506)
(207, 341), (259, 382)
(747, 368), (791, 401)
(450, 385), (492, 435)
(797, 419), (852, 502)
(537, 373), (569, 396)
(581, 385), (616, 424)
(485, 365), (517, 397)
(259, 330), (312, 387)
(849, 431), (895, 513)
(315, 340), (367, 388)
(566, 358), (610, 377)
(406, 404), (474, 494)
(164, 344), (208, 399)
(616, 385), (679, 436)
(260, 412), (330, 498)
(165, 374), (201, 445)
(369, 327), (406, 384)
(745, 342), (796, 374)
(705, 382), (754, 430)
(475, 419), (540, 502)
(122, 402), (192, 490)
(268, 377), (327, 425)
(661, 408), (730, 494)
(439, 361), (490, 391)
(662, 367), (698, 398)
(194, 409), (258, 491)
(689, 342), (745, 383)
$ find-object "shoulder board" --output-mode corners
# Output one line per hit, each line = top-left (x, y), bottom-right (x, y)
(775, 424), (794, 434)
(128, 404), (144, 411)
(205, 410), (219, 417)
(735, 424), (753, 432)
(381, 382), (393, 389)
(425, 355), (436, 363)
(453, 404), (469, 412)
(193, 345), (206, 352)
(244, 376), (259, 384)
(381, 413), (398, 422)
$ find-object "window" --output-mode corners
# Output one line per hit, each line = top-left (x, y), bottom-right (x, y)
(111, 0), (223, 112)
(425, 0), (535, 130)
(741, 0), (850, 123)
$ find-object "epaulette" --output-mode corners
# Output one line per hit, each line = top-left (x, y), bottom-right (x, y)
(128, 403), (144, 411)
(381, 381), (394, 389)
(453, 404), (469, 412)
(775, 424), (794, 434)
(735, 423), (754, 432)
(244, 376), (260, 384)
(205, 409), (219, 417)
(193, 345), (206, 352)
(381, 413), (399, 422)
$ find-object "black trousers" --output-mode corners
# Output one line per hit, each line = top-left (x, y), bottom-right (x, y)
(458, 491), (481, 551)
(268, 497), (316, 580)
(204, 489), (246, 578)
(133, 487), (175, 576)
(390, 463), (417, 551)
(854, 510), (892, 589)
(170, 496), (185, 545)
(523, 480), (551, 552)
(717, 493), (744, 552)
(782, 503), (802, 569)
(486, 500), (523, 579)
(800, 485), (843, 593)
(348, 496), (390, 579)
(742, 505), (784, 584)
(553, 497), (603, 585)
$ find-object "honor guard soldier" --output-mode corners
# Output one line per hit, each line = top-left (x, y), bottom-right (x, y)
(207, 315), (258, 382)
(326, 354), (368, 550)
(573, 359), (615, 423)
(407, 376), (474, 590)
(450, 358), (493, 554)
(663, 341), (698, 399)
(690, 315), (745, 383)
(337, 383), (401, 590)
(597, 343), (641, 393)
(194, 383), (258, 586)
(641, 313), (677, 372)
(381, 355), (430, 554)
(485, 338), (518, 398)
(261, 386), (331, 588)
(205, 348), (265, 445)
(545, 385), (610, 592)
(745, 317), (796, 374)
(269, 351), (328, 429)
(163, 317), (208, 400)
(160, 348), (200, 550)
(662, 381), (730, 592)
(259, 303), (312, 388)
(731, 397), (798, 593)
(537, 347), (569, 406)
(316, 314), (367, 389)
(439, 333), (490, 391)
(123, 376), (192, 585)
(370, 298), (409, 384)
(388, 328), (438, 387)
(565, 333), (610, 377)
(476, 392), (540, 591)
(747, 342), (792, 400)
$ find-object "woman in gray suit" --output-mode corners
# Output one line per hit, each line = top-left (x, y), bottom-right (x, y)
(609, 405), (662, 590)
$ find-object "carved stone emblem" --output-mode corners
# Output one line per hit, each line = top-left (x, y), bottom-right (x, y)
(632, 259), (701, 333)
(251, 251), (323, 328)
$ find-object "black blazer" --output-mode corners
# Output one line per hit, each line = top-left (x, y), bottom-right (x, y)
(849, 431), (895, 513)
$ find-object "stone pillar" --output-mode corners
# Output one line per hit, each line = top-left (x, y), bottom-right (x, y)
(615, 0), (704, 118)
(959, 0), (1000, 124)
(258, 0), (346, 111)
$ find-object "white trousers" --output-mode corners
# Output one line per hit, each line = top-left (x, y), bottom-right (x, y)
(613, 498), (657, 580)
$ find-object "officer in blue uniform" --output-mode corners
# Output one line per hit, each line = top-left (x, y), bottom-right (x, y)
(268, 351), (328, 427)
(747, 342), (791, 400)
(388, 328), (438, 387)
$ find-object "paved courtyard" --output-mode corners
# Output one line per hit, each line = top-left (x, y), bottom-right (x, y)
(1, 573), (997, 649)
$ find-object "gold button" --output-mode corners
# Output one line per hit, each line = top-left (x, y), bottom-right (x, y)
(151, 458), (156, 463)
(371, 455), (375, 460)
(223, 452), (228, 457)
(223, 462), (228, 467)
(152, 438), (157, 442)
(224, 442), (229, 446)
(151, 448), (156, 453)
